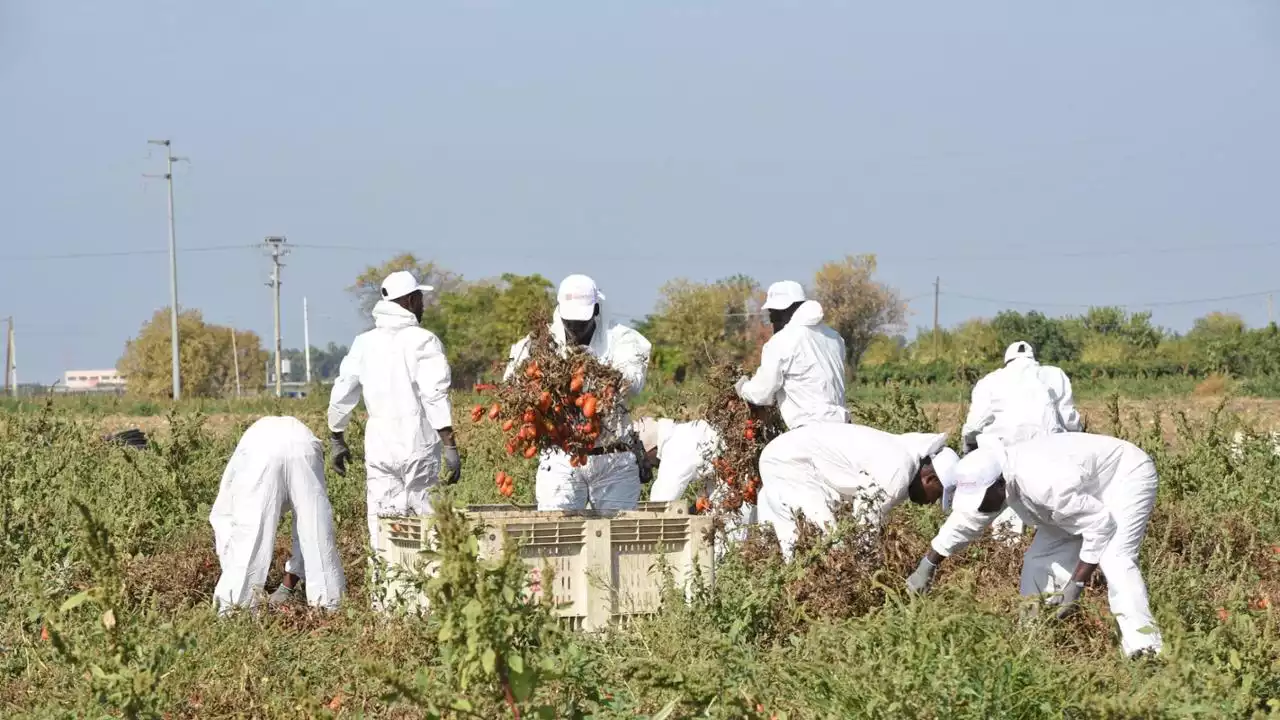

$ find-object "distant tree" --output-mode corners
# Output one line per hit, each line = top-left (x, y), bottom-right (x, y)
(118, 309), (266, 398)
(420, 274), (555, 386)
(990, 310), (1080, 364)
(643, 276), (766, 377)
(811, 255), (906, 373)
(280, 343), (350, 382)
(348, 254), (462, 320)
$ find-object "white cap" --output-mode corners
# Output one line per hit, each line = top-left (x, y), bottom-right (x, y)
(557, 274), (604, 322)
(633, 417), (660, 454)
(380, 270), (433, 301)
(762, 280), (806, 311)
(943, 446), (1004, 512)
(1004, 341), (1035, 364)
(931, 447), (960, 498)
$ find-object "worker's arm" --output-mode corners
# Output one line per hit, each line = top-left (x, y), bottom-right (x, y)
(737, 336), (789, 407)
(611, 328), (652, 396)
(502, 336), (532, 383)
(929, 508), (1003, 560)
(960, 378), (993, 452)
(1053, 489), (1116, 566)
(647, 428), (702, 502)
(1047, 368), (1083, 432)
(327, 340), (363, 433)
(407, 331), (454, 433)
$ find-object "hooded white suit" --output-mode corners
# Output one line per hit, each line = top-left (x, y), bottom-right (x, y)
(329, 300), (454, 551)
(736, 301), (848, 430)
(757, 423), (955, 558)
(210, 417), (346, 613)
(1003, 433), (1162, 656)
(959, 354), (1080, 537)
(504, 305), (652, 511)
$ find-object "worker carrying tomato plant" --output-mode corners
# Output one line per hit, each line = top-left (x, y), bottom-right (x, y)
(735, 281), (848, 430)
(495, 274), (652, 511)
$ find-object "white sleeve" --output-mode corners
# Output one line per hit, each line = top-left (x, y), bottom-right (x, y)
(1050, 369), (1082, 431)
(961, 377), (994, 445)
(737, 336), (788, 406)
(610, 328), (652, 396)
(410, 332), (454, 431)
(930, 509), (1001, 557)
(503, 336), (532, 382)
(648, 430), (702, 502)
(327, 340), (363, 433)
(1052, 490), (1116, 564)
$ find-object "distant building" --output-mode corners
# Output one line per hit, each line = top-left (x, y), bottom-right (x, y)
(61, 369), (127, 392)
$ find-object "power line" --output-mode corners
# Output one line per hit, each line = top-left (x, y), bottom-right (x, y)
(0, 244), (255, 261)
(938, 288), (1280, 310)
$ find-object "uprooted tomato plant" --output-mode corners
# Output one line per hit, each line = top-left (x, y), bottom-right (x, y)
(699, 363), (786, 514)
(468, 321), (632, 497)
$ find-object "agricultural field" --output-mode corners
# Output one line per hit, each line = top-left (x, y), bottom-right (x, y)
(1, 384), (1278, 718)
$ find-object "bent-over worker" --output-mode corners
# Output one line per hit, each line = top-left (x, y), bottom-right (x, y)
(210, 416), (346, 614)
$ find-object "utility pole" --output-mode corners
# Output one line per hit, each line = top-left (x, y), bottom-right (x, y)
(303, 296), (312, 385)
(230, 328), (242, 399)
(4, 317), (15, 397)
(144, 139), (187, 400)
(1269, 294), (1274, 326)
(264, 236), (288, 397)
(932, 276), (941, 359)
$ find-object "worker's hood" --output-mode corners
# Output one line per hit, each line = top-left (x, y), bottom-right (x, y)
(898, 432), (949, 461)
(372, 300), (419, 330)
(1005, 356), (1040, 371)
(787, 300), (825, 328)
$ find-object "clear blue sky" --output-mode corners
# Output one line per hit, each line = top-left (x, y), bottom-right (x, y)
(2, 1), (1278, 383)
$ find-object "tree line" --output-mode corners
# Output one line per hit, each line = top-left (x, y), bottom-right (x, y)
(115, 253), (1278, 398)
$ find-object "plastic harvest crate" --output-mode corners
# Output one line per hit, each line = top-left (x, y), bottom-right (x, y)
(376, 501), (714, 630)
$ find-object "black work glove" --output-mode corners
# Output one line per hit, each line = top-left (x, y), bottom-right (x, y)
(443, 445), (462, 485)
(330, 431), (351, 476)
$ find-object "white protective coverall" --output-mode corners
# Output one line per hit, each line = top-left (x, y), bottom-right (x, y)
(645, 419), (722, 502)
(736, 301), (848, 430)
(210, 417), (346, 613)
(329, 300), (454, 551)
(1003, 433), (1163, 657)
(757, 423), (955, 558)
(504, 306), (652, 511)
(961, 353), (1080, 536)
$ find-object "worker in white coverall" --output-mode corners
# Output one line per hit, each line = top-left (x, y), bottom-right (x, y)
(960, 340), (1082, 537)
(905, 433), (1163, 658)
(756, 422), (960, 558)
(210, 416), (346, 614)
(504, 274), (652, 511)
(736, 281), (847, 429)
(328, 270), (461, 557)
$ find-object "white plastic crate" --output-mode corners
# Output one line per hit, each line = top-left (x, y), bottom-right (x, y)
(377, 502), (714, 630)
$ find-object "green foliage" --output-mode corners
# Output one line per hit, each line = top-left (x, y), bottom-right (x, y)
(348, 253), (461, 319)
(281, 342), (349, 383)
(641, 276), (767, 378)
(2, 392), (1280, 717)
(421, 273), (555, 386)
(117, 308), (266, 399)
